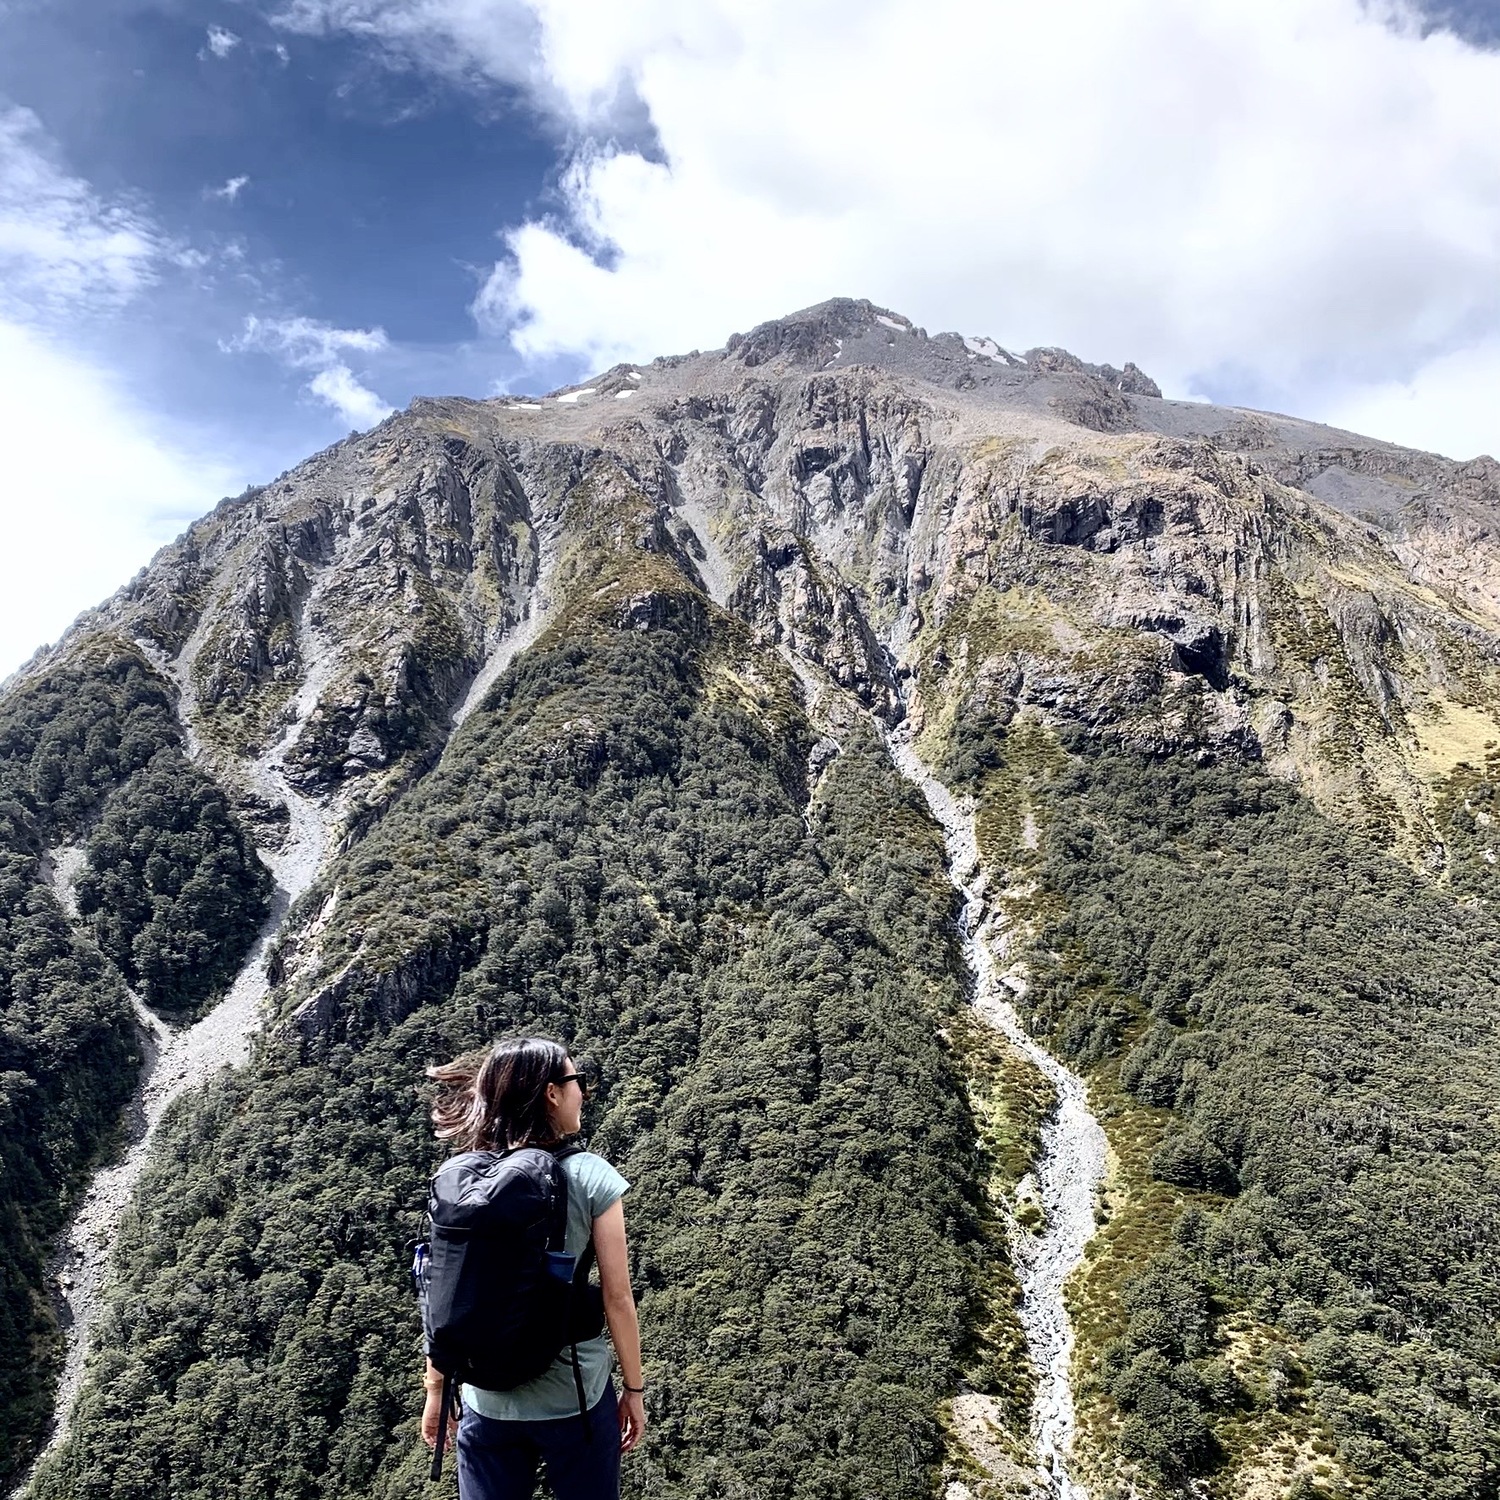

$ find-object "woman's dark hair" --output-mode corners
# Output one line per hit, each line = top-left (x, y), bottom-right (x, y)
(427, 1036), (573, 1151)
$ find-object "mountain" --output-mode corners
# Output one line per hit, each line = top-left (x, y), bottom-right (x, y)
(2, 298), (1498, 1500)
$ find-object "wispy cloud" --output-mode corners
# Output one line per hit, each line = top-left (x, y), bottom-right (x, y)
(207, 174), (250, 203)
(0, 104), (158, 319)
(308, 363), (395, 427)
(271, 0), (550, 103)
(228, 313), (395, 428)
(0, 107), (234, 677)
(0, 321), (237, 683)
(201, 26), (241, 60)
(229, 313), (390, 366)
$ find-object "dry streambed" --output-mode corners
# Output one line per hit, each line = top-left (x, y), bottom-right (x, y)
(887, 731), (1107, 1500)
(9, 644), (336, 1497)
(15, 573), (574, 1493)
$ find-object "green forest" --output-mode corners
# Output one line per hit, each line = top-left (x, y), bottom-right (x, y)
(28, 595), (1011, 1500)
(76, 751), (271, 1016)
(8, 562), (1500, 1500)
(0, 646), (269, 1488)
(1000, 737), (1500, 1498)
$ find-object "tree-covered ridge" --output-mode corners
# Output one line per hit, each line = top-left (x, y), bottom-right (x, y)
(0, 640), (273, 1025)
(810, 719), (1043, 1469)
(0, 825), (136, 1484)
(0, 645), (272, 1487)
(0, 645), (182, 836)
(0, 647), (176, 1486)
(1006, 742), (1500, 1498)
(76, 751), (271, 1016)
(30, 601), (995, 1500)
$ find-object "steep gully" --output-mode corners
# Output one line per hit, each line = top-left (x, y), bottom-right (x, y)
(23, 487), (1104, 1493)
(11, 549), (554, 1494)
(8, 599), (337, 1498)
(673, 498), (1108, 1495)
(887, 730), (1107, 1500)
(453, 521), (560, 728)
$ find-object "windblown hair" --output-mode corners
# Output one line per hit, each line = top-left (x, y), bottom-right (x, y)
(427, 1036), (573, 1152)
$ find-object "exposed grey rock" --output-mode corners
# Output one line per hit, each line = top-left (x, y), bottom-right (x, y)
(14, 296), (1500, 945)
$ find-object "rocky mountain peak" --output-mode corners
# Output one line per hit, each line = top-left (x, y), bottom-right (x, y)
(6, 297), (1500, 1500)
(16, 292), (1500, 853)
(724, 297), (924, 366)
(718, 296), (1163, 413)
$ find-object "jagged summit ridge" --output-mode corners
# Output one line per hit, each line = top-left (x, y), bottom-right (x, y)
(26, 292), (1500, 849)
(537, 297), (1165, 430)
(15, 288), (1489, 890)
(723, 296), (1163, 402)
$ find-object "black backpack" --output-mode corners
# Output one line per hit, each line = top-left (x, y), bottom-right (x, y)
(412, 1143), (605, 1478)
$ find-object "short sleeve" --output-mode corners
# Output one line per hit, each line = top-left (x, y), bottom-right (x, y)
(581, 1153), (629, 1218)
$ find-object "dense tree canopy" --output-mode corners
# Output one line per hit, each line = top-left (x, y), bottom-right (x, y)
(0, 647), (270, 1487)
(1015, 742), (1500, 1498)
(0, 823), (136, 1478)
(31, 602), (996, 1500)
(18, 616), (1500, 1500)
(76, 751), (271, 1016)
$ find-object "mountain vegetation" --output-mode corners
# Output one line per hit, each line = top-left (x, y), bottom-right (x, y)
(0, 647), (269, 1488)
(29, 599), (1004, 1500)
(1000, 736), (1500, 1498)
(5, 300), (1500, 1500)
(76, 750), (271, 1016)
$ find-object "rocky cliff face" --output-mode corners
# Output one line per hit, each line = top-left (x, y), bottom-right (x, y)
(9, 297), (1500, 1500)
(49, 295), (1500, 864)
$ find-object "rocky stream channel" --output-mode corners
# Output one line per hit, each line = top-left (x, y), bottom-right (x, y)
(14, 539), (1107, 1499)
(887, 731), (1108, 1500)
(11, 551), (583, 1495)
(6, 636), (337, 1500)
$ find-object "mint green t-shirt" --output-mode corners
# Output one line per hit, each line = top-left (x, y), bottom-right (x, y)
(463, 1150), (629, 1422)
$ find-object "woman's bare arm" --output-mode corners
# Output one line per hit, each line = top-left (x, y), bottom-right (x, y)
(420, 1358), (456, 1449)
(594, 1199), (646, 1452)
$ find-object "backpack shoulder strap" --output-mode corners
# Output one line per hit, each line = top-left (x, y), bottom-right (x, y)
(543, 1145), (575, 1252)
(551, 1144), (600, 1276)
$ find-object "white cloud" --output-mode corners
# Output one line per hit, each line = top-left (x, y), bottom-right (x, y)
(229, 313), (390, 366)
(202, 25), (242, 59)
(272, 0), (542, 90)
(228, 314), (395, 428)
(308, 362), (396, 427)
(0, 105), (158, 318)
(0, 321), (238, 680)
(0, 106), (241, 679)
(207, 174), (250, 203)
(291, 0), (1500, 461)
(1318, 339), (1500, 460)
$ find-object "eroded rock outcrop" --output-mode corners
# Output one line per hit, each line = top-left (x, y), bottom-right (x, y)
(12, 295), (1500, 1500)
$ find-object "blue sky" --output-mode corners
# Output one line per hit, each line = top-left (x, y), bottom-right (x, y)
(0, 0), (579, 450)
(2, 0), (1500, 677)
(1421, 0), (1500, 44)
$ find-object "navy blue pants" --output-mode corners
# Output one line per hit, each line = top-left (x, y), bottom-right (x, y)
(457, 1385), (620, 1500)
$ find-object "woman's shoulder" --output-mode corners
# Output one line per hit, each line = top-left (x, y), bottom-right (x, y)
(561, 1146), (630, 1205)
(560, 1145), (619, 1177)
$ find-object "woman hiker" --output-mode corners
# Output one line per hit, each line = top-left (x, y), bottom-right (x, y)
(420, 1037), (646, 1499)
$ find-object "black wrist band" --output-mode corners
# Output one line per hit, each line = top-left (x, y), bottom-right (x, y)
(623, 1383), (645, 1394)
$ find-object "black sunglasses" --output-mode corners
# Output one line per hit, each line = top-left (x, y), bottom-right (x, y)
(556, 1072), (590, 1097)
